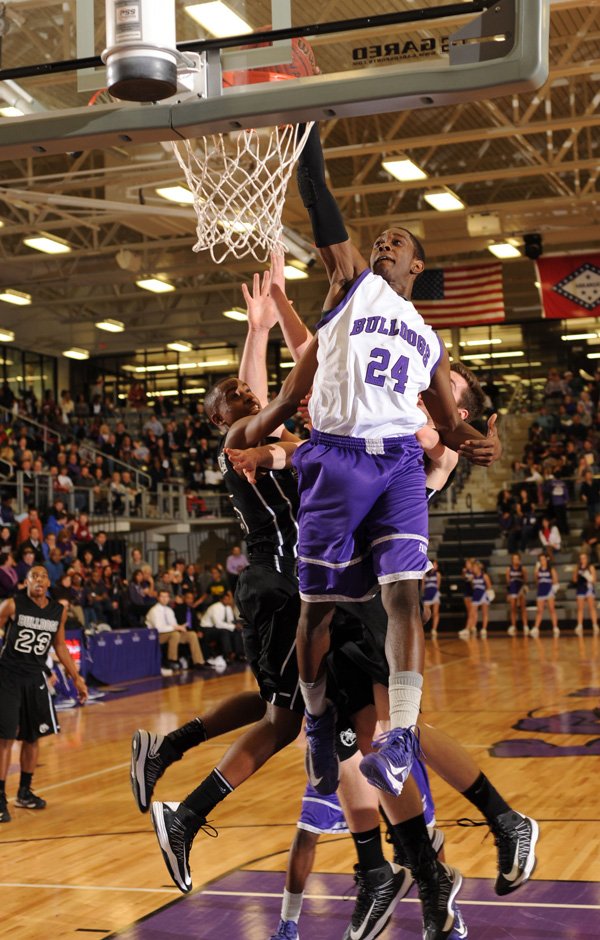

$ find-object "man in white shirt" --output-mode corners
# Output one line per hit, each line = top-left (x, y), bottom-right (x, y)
(200, 591), (244, 662)
(146, 590), (206, 671)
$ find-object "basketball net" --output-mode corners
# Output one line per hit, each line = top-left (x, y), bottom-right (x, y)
(171, 121), (314, 264)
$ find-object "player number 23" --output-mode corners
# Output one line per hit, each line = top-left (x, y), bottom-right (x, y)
(14, 629), (52, 656)
(365, 348), (409, 394)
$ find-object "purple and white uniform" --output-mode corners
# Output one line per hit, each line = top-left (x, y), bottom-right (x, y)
(471, 574), (489, 606)
(297, 756), (436, 834)
(507, 565), (525, 597)
(292, 269), (443, 602)
(422, 569), (440, 606)
(576, 565), (595, 597)
(536, 566), (554, 599)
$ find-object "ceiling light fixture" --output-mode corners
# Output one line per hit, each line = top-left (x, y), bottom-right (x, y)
(0, 289), (31, 306)
(184, 2), (252, 37)
(156, 185), (196, 205)
(0, 329), (15, 342)
(284, 263), (309, 280)
(63, 347), (89, 360)
(96, 318), (125, 333)
(0, 106), (25, 118)
(24, 234), (72, 254)
(136, 277), (176, 293)
(561, 332), (599, 342)
(382, 157), (428, 182)
(423, 190), (465, 212)
(223, 308), (248, 322)
(167, 341), (193, 352)
(488, 242), (521, 259)
(459, 338), (503, 347)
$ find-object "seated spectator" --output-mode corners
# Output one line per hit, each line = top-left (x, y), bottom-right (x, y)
(84, 569), (115, 628)
(581, 512), (600, 564)
(181, 563), (198, 594)
(198, 565), (229, 610)
(19, 524), (44, 562)
(57, 527), (77, 566)
(0, 497), (16, 527)
(72, 511), (93, 544)
(543, 472), (570, 534)
(538, 516), (561, 561)
(580, 471), (600, 520)
(45, 547), (65, 587)
(0, 526), (13, 558)
(203, 462), (224, 489)
(16, 547), (36, 586)
(145, 589), (206, 672)
(225, 544), (249, 592)
(44, 502), (67, 537)
(0, 552), (18, 599)
(200, 590), (245, 663)
(17, 506), (42, 546)
(90, 530), (108, 560)
(128, 568), (156, 621)
(53, 571), (85, 627)
(102, 563), (124, 627)
(109, 471), (127, 514)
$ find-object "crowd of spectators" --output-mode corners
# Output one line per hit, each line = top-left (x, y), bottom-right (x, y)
(501, 367), (600, 561)
(0, 497), (250, 674)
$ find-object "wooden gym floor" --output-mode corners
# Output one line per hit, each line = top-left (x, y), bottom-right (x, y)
(1, 632), (599, 939)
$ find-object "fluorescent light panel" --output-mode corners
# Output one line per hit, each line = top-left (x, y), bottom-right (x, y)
(284, 264), (309, 280)
(461, 351), (525, 361)
(156, 185), (195, 205)
(167, 341), (193, 352)
(0, 329), (15, 342)
(223, 308), (247, 322)
(459, 338), (503, 347)
(24, 234), (71, 254)
(96, 318), (124, 333)
(0, 106), (24, 117)
(136, 277), (175, 293)
(382, 157), (428, 182)
(185, 2), (253, 38)
(0, 289), (31, 306)
(424, 190), (464, 212)
(488, 242), (521, 259)
(561, 332), (598, 341)
(63, 347), (89, 360)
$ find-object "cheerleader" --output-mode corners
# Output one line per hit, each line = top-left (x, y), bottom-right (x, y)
(572, 552), (598, 636)
(505, 553), (529, 636)
(459, 560), (492, 639)
(530, 553), (560, 637)
(422, 559), (441, 636)
(461, 558), (475, 632)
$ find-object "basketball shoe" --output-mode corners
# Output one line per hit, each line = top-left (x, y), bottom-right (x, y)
(270, 920), (299, 939)
(342, 860), (412, 940)
(414, 859), (465, 940)
(304, 701), (339, 795)
(131, 729), (179, 813)
(0, 794), (11, 823)
(151, 801), (216, 893)
(15, 788), (46, 809)
(491, 810), (539, 895)
(359, 727), (420, 796)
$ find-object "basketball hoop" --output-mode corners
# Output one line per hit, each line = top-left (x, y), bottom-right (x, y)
(171, 34), (318, 263)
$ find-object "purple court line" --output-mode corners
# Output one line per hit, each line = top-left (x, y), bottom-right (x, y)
(111, 871), (600, 939)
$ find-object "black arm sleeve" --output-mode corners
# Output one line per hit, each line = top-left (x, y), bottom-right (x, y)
(297, 123), (349, 248)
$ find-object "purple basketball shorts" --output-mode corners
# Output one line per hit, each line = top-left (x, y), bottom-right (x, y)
(292, 430), (430, 602)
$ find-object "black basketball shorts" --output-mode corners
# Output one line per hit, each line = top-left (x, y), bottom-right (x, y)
(0, 668), (60, 742)
(235, 563), (304, 714)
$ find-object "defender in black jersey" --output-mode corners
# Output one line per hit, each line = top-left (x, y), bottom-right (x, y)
(0, 566), (88, 822)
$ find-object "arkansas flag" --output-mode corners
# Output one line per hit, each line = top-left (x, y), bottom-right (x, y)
(536, 253), (600, 319)
(411, 262), (505, 327)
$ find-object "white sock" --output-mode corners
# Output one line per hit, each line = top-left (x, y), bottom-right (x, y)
(281, 888), (304, 923)
(388, 672), (423, 730)
(299, 674), (327, 716)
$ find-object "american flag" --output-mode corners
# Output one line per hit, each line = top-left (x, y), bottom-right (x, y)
(411, 261), (506, 327)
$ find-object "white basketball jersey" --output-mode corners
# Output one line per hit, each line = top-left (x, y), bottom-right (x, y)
(309, 270), (443, 439)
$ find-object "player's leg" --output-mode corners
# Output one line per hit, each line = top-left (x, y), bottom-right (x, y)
(0, 738), (14, 823)
(131, 691), (267, 812)
(152, 702), (302, 893)
(13, 675), (57, 811)
(418, 721), (539, 896)
(271, 826), (319, 939)
(530, 599), (543, 636)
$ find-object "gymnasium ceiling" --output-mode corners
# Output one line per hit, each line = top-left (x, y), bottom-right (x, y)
(0, 0), (597, 362)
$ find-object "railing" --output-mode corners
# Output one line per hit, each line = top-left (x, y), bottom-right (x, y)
(0, 406), (151, 490)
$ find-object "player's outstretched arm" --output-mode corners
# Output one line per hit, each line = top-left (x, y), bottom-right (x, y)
(225, 441), (299, 484)
(225, 336), (319, 450)
(239, 263), (279, 408)
(53, 607), (88, 702)
(297, 123), (368, 309)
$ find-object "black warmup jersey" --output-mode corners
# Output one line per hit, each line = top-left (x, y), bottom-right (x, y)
(218, 439), (299, 558)
(0, 594), (63, 676)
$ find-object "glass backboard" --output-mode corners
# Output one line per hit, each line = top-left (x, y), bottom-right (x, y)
(0, 0), (549, 158)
